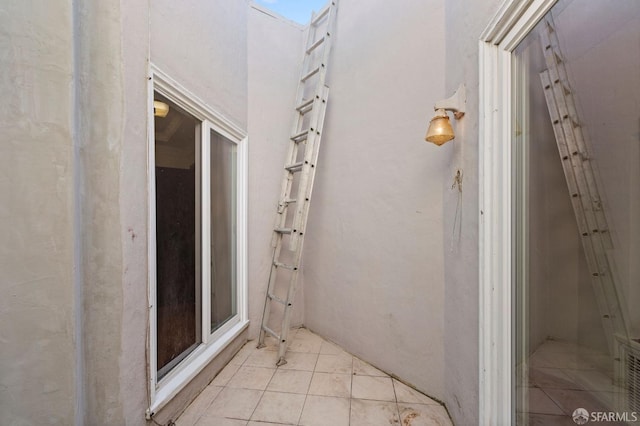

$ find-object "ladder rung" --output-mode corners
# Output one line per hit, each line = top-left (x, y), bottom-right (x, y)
(291, 129), (310, 142)
(261, 325), (280, 340)
(301, 66), (321, 82)
(268, 292), (287, 306)
(285, 162), (304, 172)
(284, 198), (297, 204)
(311, 5), (331, 26)
(296, 98), (315, 112)
(274, 261), (297, 271)
(306, 36), (326, 54)
(274, 227), (292, 234)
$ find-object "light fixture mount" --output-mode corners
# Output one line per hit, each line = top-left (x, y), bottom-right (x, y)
(425, 84), (466, 145)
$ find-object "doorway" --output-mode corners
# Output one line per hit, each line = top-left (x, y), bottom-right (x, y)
(480, 1), (640, 423)
(512, 1), (640, 423)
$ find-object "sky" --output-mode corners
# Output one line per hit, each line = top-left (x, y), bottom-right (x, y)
(254, 0), (329, 24)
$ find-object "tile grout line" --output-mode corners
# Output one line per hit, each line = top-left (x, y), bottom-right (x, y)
(349, 356), (353, 426)
(391, 377), (401, 424)
(296, 337), (323, 425)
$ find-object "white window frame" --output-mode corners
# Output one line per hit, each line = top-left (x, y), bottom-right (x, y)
(478, 0), (558, 424)
(146, 65), (249, 416)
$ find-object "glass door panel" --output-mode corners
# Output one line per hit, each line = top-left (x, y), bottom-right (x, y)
(154, 92), (202, 379)
(209, 129), (237, 334)
(513, 1), (640, 423)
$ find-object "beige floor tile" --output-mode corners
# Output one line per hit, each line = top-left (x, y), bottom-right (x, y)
(205, 387), (262, 421)
(195, 416), (247, 426)
(259, 335), (280, 352)
(278, 351), (319, 371)
(229, 342), (258, 366)
(308, 372), (352, 398)
(185, 329), (454, 426)
(393, 379), (439, 405)
(525, 388), (564, 415)
(226, 366), (275, 390)
(299, 395), (350, 426)
(542, 388), (610, 415)
(350, 399), (400, 426)
(266, 369), (313, 394)
(288, 332), (324, 353)
(398, 403), (453, 426)
(176, 385), (224, 425)
(314, 353), (353, 374)
(319, 340), (345, 355)
(211, 363), (241, 387)
(244, 349), (280, 368)
(352, 375), (396, 402)
(250, 391), (306, 424)
(353, 357), (388, 377)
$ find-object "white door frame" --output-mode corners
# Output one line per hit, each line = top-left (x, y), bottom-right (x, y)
(478, 0), (557, 424)
(146, 64), (249, 416)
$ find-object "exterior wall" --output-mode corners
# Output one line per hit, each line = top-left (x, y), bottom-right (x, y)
(1, 0), (250, 424)
(443, 0), (502, 424)
(0, 2), (77, 424)
(151, 0), (248, 129)
(303, 0), (448, 400)
(247, 5), (305, 339)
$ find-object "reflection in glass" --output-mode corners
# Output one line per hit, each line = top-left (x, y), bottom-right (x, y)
(513, 1), (640, 423)
(210, 129), (237, 333)
(154, 92), (202, 379)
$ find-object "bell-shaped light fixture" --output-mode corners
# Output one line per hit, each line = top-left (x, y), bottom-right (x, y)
(425, 109), (455, 146)
(425, 84), (466, 146)
(154, 100), (170, 118)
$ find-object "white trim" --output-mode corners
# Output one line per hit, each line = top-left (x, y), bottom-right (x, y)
(478, 0), (557, 424)
(147, 320), (249, 417)
(147, 65), (249, 415)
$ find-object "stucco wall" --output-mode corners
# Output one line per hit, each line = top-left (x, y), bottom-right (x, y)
(247, 5), (305, 339)
(151, 0), (248, 130)
(0, 2), (77, 424)
(303, 0), (448, 399)
(443, 0), (502, 424)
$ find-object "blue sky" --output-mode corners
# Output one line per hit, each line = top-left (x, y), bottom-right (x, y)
(254, 0), (329, 24)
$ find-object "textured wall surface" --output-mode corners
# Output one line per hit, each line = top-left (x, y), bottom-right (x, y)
(442, 0), (502, 424)
(0, 2), (77, 424)
(247, 5), (305, 339)
(151, 0), (248, 130)
(302, 0), (448, 400)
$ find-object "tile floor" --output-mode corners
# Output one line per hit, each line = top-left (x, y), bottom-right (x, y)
(517, 339), (626, 426)
(176, 327), (453, 426)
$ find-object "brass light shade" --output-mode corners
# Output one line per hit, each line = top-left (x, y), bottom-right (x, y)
(425, 109), (454, 145)
(154, 100), (170, 118)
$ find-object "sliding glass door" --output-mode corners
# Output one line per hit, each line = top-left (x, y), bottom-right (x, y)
(151, 84), (244, 384)
(512, 1), (640, 423)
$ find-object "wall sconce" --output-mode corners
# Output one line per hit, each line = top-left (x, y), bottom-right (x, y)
(425, 84), (466, 146)
(154, 100), (170, 118)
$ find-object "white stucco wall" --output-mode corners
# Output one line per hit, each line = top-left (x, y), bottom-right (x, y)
(443, 0), (503, 424)
(151, 0), (248, 130)
(0, 2), (77, 424)
(247, 5), (305, 339)
(1, 0), (249, 423)
(302, 0), (448, 399)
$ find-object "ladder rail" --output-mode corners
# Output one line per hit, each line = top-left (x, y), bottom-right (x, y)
(538, 16), (629, 354)
(258, 1), (338, 366)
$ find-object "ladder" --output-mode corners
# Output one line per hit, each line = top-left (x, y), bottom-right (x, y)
(257, 0), (338, 366)
(538, 15), (628, 354)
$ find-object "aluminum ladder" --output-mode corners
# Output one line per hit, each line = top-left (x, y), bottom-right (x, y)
(258, 0), (338, 366)
(538, 15), (628, 354)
